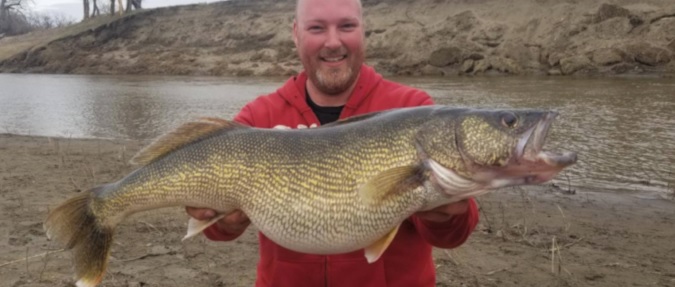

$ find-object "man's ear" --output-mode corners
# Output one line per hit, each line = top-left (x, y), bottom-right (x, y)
(292, 19), (299, 47)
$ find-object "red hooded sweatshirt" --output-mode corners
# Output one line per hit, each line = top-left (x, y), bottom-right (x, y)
(204, 65), (479, 287)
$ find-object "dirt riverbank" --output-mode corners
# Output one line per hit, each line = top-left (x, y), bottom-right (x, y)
(0, 0), (674, 76)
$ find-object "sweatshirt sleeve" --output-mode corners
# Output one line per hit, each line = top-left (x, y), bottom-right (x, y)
(406, 89), (434, 107)
(411, 198), (479, 249)
(233, 104), (255, 126)
(417, 94), (435, 106)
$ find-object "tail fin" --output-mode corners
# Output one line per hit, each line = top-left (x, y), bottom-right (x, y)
(44, 187), (114, 287)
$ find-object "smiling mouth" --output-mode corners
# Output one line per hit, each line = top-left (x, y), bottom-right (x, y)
(321, 55), (347, 62)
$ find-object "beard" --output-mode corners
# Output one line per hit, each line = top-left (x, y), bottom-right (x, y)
(307, 47), (363, 96)
(313, 65), (356, 95)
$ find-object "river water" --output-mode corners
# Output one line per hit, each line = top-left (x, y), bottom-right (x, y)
(0, 73), (673, 197)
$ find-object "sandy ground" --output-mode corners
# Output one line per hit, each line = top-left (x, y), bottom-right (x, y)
(1, 134), (674, 287)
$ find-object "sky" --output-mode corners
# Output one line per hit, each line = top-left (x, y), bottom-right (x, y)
(32, 0), (219, 22)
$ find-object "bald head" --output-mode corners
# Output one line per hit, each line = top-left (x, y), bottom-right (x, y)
(296, 0), (363, 22)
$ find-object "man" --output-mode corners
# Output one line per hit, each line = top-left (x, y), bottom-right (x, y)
(187, 0), (479, 286)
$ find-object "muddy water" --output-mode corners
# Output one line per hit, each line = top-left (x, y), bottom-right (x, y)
(0, 73), (673, 197)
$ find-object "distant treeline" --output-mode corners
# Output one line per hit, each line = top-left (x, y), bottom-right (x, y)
(0, 0), (73, 37)
(0, 0), (143, 38)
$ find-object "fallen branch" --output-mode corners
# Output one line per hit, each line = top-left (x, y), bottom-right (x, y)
(116, 249), (174, 262)
(486, 268), (509, 276)
(139, 220), (163, 235)
(442, 250), (460, 266)
(0, 249), (65, 268)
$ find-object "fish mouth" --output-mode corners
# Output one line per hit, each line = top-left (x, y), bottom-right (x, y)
(506, 112), (577, 184)
(420, 111), (577, 197)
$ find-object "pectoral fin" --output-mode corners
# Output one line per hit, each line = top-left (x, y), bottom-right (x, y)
(359, 166), (420, 205)
(364, 225), (400, 263)
(183, 214), (226, 241)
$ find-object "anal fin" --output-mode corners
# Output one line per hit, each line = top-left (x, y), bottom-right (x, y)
(364, 225), (400, 263)
(183, 214), (226, 241)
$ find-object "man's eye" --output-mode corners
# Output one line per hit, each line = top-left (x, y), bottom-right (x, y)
(308, 26), (323, 32)
(341, 23), (357, 30)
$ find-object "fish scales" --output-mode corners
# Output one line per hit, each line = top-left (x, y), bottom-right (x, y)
(229, 113), (430, 251)
(94, 108), (431, 251)
(44, 106), (578, 287)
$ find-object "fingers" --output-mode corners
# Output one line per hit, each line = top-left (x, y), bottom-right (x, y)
(415, 210), (452, 222)
(185, 206), (216, 220)
(415, 200), (470, 222)
(217, 210), (251, 234)
(223, 210), (249, 225)
(441, 200), (469, 215)
(186, 207), (251, 234)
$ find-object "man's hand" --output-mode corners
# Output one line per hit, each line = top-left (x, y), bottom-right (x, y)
(185, 207), (251, 235)
(414, 200), (470, 222)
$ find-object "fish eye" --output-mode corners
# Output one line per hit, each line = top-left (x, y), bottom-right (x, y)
(501, 113), (518, 128)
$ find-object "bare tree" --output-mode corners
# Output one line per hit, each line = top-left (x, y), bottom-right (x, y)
(1, 0), (27, 23)
(99, 1), (111, 15)
(83, 0), (89, 19)
(1, 0), (73, 35)
(92, 0), (100, 16)
(1, 0), (26, 13)
(1, 0), (29, 34)
(27, 11), (73, 29)
(85, 0), (138, 19)
(0, 0), (6, 25)
(126, 0), (141, 12)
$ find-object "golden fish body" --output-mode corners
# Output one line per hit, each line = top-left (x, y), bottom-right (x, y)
(44, 106), (577, 287)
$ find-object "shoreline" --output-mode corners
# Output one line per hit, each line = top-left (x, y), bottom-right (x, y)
(1, 132), (672, 199)
(2, 131), (671, 200)
(1, 134), (674, 286)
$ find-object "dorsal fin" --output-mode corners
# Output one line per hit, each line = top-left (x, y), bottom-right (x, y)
(130, 117), (245, 165)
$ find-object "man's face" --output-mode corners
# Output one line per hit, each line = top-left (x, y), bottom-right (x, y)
(293, 0), (365, 95)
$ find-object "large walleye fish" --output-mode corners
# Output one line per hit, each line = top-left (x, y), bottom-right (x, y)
(44, 106), (576, 287)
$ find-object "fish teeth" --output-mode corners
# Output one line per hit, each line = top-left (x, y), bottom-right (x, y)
(516, 126), (535, 159)
(534, 112), (556, 153)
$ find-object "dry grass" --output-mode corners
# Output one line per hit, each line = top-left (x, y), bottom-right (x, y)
(474, 186), (585, 276)
(666, 168), (674, 201)
(668, 183), (674, 201)
(0, 16), (117, 62)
